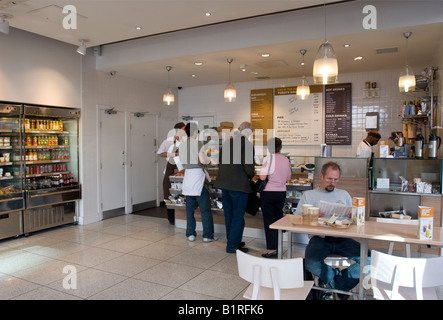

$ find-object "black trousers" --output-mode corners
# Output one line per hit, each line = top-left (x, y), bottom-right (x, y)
(260, 191), (286, 250)
(163, 161), (177, 221)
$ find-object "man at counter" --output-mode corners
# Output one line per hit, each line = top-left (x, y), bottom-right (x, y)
(295, 161), (365, 299)
(157, 122), (186, 225)
(356, 130), (381, 161)
(214, 121), (255, 253)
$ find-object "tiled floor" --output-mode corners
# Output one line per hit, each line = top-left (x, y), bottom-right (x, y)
(0, 213), (306, 300)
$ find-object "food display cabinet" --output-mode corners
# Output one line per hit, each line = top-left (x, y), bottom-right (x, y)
(22, 105), (81, 234)
(0, 103), (24, 240)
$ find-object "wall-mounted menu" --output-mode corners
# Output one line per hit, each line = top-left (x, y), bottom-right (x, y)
(250, 89), (273, 145)
(274, 85), (323, 145)
(324, 83), (352, 145)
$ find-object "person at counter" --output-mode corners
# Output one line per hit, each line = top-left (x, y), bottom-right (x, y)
(178, 122), (216, 242)
(295, 161), (366, 299)
(356, 130), (381, 161)
(214, 121), (255, 254)
(259, 137), (292, 258)
(157, 122), (186, 225)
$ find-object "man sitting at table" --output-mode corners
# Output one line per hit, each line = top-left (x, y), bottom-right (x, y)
(295, 161), (366, 299)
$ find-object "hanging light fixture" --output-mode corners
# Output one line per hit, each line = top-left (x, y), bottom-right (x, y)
(0, 13), (13, 35)
(297, 49), (310, 100)
(313, 1), (338, 84)
(163, 66), (175, 106)
(398, 31), (415, 93)
(224, 58), (236, 102)
(76, 39), (87, 55)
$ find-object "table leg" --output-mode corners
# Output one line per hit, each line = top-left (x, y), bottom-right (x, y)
(359, 238), (369, 300)
(287, 231), (293, 259)
(278, 229), (283, 259)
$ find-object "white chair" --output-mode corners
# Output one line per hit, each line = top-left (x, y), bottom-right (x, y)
(236, 249), (313, 300)
(370, 250), (443, 300)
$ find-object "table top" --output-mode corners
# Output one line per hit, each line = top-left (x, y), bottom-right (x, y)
(270, 215), (443, 247)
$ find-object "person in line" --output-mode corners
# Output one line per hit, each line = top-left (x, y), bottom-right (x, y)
(157, 122), (186, 225)
(259, 137), (292, 258)
(179, 122), (216, 242)
(295, 161), (368, 298)
(356, 130), (381, 160)
(214, 121), (255, 253)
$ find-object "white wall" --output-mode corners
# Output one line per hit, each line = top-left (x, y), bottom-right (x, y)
(0, 28), (81, 107)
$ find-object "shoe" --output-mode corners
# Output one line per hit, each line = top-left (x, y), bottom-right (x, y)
(238, 241), (246, 248)
(203, 236), (219, 243)
(261, 251), (278, 259)
(187, 235), (196, 242)
(168, 218), (175, 225)
(317, 279), (334, 300)
(227, 247), (249, 254)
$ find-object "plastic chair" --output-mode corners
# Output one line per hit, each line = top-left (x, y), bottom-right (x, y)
(236, 249), (313, 300)
(370, 250), (443, 300)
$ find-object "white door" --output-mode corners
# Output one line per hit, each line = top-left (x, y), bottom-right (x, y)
(129, 113), (158, 212)
(99, 108), (127, 219)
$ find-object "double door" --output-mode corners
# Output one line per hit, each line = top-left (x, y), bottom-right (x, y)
(99, 108), (157, 219)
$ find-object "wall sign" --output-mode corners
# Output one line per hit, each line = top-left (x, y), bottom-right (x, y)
(250, 88), (273, 145)
(273, 85), (323, 145)
(324, 83), (352, 145)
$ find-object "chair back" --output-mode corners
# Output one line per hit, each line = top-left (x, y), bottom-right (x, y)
(236, 249), (305, 299)
(370, 250), (443, 300)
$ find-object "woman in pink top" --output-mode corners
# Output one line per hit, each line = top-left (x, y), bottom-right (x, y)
(259, 137), (292, 258)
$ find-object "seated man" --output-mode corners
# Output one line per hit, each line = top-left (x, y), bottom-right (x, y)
(295, 161), (368, 297)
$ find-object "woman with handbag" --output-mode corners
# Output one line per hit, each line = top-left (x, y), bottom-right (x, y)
(259, 137), (292, 258)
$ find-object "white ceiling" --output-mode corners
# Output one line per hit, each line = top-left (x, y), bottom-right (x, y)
(2, 0), (443, 88)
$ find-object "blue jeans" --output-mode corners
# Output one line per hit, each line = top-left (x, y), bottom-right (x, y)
(221, 189), (248, 252)
(185, 187), (214, 239)
(305, 236), (370, 292)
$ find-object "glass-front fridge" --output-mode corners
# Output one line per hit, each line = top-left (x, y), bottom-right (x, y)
(22, 105), (81, 234)
(0, 103), (24, 240)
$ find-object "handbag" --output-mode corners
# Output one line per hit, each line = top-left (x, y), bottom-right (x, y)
(253, 154), (273, 194)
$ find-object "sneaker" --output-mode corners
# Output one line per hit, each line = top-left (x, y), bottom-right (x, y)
(187, 235), (196, 242)
(317, 278), (334, 300)
(203, 236), (218, 243)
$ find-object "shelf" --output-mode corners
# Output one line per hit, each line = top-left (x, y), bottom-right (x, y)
(370, 189), (441, 197)
(26, 159), (70, 164)
(25, 145), (70, 149)
(25, 130), (69, 134)
(363, 88), (380, 99)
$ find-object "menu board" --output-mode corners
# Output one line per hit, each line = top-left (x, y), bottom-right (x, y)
(273, 85), (323, 145)
(324, 83), (352, 145)
(250, 88), (273, 145)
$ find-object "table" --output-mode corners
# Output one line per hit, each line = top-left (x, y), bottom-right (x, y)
(270, 215), (443, 299)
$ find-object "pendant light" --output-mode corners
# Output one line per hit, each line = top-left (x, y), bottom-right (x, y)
(163, 66), (175, 106)
(297, 49), (310, 100)
(398, 32), (415, 93)
(224, 58), (236, 102)
(313, 1), (338, 84)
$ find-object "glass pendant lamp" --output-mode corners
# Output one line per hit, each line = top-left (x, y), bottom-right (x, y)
(313, 1), (338, 85)
(163, 66), (175, 106)
(224, 58), (236, 102)
(399, 32), (415, 93)
(297, 49), (310, 100)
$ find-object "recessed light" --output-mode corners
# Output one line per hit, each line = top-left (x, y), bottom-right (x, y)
(354, 56), (363, 60)
(261, 53), (270, 57)
(191, 74), (197, 78)
(135, 26), (142, 30)
(344, 44), (351, 48)
(194, 62), (203, 66)
(205, 12), (211, 16)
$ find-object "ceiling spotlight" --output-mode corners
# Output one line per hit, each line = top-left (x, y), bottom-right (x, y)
(240, 64), (247, 71)
(76, 39), (88, 55)
(0, 13), (13, 35)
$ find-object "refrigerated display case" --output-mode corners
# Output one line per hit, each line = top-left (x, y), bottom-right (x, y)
(22, 105), (81, 234)
(0, 103), (24, 240)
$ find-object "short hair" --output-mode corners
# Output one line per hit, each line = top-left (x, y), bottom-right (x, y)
(267, 137), (282, 154)
(238, 121), (252, 132)
(320, 161), (341, 176)
(174, 122), (186, 129)
(367, 130), (381, 140)
(185, 122), (198, 137)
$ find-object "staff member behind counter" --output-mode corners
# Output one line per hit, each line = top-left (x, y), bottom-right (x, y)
(356, 130), (381, 162)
